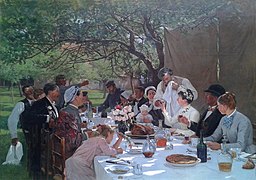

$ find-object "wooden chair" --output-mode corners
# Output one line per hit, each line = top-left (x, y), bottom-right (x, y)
(51, 133), (66, 180)
(40, 128), (51, 180)
(22, 129), (32, 176)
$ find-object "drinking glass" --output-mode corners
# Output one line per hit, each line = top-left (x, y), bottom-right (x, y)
(229, 147), (241, 160)
(218, 151), (233, 172)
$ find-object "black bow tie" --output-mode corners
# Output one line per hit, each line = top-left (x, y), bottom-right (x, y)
(208, 107), (215, 111)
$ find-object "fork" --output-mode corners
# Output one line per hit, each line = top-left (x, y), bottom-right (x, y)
(116, 157), (131, 164)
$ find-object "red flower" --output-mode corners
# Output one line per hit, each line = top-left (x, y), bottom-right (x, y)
(115, 104), (122, 110)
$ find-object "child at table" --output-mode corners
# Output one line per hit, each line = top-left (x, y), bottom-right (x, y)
(136, 104), (153, 123)
(65, 124), (123, 180)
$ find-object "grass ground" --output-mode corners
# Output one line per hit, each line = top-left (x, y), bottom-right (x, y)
(0, 86), (105, 179)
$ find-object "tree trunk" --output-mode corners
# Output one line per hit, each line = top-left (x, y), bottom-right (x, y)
(129, 73), (134, 93)
(18, 82), (22, 97)
(11, 83), (14, 104)
(102, 80), (107, 98)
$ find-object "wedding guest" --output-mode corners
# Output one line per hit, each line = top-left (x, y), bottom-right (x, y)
(55, 86), (88, 159)
(136, 104), (153, 123)
(131, 86), (147, 116)
(33, 88), (45, 100)
(179, 84), (225, 137)
(65, 125), (123, 180)
(98, 80), (124, 112)
(145, 86), (156, 111)
(7, 85), (35, 146)
(78, 90), (90, 113)
(160, 88), (200, 136)
(23, 83), (60, 176)
(119, 90), (133, 107)
(154, 67), (198, 117)
(144, 86), (168, 127)
(205, 92), (256, 153)
(55, 74), (89, 110)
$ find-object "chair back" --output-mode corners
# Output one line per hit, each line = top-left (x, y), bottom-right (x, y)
(40, 128), (51, 179)
(51, 133), (66, 180)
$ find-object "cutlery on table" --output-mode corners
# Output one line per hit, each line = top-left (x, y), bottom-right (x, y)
(106, 160), (128, 165)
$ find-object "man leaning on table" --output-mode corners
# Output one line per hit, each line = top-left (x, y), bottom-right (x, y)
(98, 80), (124, 112)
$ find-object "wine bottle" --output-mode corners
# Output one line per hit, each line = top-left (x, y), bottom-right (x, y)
(197, 130), (207, 163)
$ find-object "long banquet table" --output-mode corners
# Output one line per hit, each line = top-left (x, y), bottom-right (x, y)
(94, 137), (256, 180)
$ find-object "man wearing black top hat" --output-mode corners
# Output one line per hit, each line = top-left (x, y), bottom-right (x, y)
(180, 84), (226, 137)
(98, 80), (124, 112)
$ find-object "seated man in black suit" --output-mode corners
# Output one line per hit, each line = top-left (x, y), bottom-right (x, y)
(132, 86), (148, 116)
(98, 80), (124, 112)
(179, 84), (225, 137)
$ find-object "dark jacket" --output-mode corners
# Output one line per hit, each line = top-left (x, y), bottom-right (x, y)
(23, 96), (58, 127)
(132, 97), (148, 116)
(189, 108), (224, 137)
(22, 96), (59, 172)
(98, 88), (124, 112)
(19, 98), (33, 130)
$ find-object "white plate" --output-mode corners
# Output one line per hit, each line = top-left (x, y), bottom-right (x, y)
(128, 149), (142, 154)
(166, 158), (201, 167)
(108, 165), (130, 174)
(239, 152), (256, 163)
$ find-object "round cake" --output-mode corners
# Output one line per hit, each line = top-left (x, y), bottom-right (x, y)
(166, 154), (198, 164)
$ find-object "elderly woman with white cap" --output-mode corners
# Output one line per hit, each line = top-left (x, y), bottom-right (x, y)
(119, 90), (132, 107)
(55, 86), (88, 159)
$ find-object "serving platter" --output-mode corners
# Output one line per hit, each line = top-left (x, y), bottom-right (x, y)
(166, 154), (201, 167)
(125, 132), (155, 139)
(166, 158), (201, 167)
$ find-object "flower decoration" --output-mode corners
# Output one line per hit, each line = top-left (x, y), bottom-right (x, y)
(112, 105), (135, 121)
(179, 87), (194, 101)
(47, 106), (53, 116)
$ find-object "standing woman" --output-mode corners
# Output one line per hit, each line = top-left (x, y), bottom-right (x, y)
(206, 92), (256, 153)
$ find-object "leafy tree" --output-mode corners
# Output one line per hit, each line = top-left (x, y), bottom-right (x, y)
(0, 0), (229, 85)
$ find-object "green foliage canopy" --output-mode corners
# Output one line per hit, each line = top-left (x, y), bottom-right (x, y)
(0, 0), (229, 84)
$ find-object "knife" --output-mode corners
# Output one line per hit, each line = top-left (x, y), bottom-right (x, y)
(245, 153), (256, 159)
(106, 160), (128, 165)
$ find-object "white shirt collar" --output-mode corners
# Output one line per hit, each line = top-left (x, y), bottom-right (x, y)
(46, 96), (55, 106)
(69, 103), (79, 109)
(227, 109), (236, 118)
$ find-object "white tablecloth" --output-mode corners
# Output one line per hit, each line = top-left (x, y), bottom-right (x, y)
(94, 138), (256, 180)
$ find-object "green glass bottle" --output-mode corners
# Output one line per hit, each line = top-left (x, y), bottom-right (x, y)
(197, 130), (207, 163)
